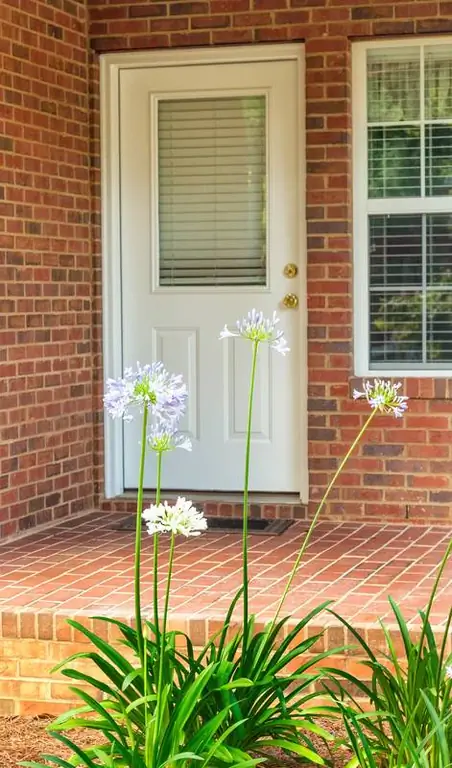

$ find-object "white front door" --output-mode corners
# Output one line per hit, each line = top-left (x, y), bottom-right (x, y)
(119, 52), (304, 493)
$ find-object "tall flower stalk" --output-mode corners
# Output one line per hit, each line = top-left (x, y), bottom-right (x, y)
(241, 340), (259, 649)
(134, 408), (148, 660)
(142, 497), (207, 766)
(271, 410), (377, 626)
(147, 425), (192, 642)
(221, 310), (289, 659)
(272, 378), (409, 625)
(153, 451), (163, 642)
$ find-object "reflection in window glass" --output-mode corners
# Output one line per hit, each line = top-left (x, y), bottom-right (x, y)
(425, 46), (452, 120)
(425, 125), (452, 197)
(367, 46), (452, 199)
(368, 127), (421, 198)
(367, 48), (420, 123)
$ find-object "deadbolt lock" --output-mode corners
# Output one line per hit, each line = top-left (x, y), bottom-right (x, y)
(283, 263), (298, 278)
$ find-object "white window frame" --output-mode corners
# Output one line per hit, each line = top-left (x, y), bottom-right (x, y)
(353, 37), (452, 377)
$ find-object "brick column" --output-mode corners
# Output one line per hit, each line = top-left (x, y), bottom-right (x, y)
(305, 36), (354, 514)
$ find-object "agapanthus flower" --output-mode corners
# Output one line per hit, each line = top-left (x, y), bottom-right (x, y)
(104, 362), (187, 424)
(142, 497), (207, 537)
(446, 665), (452, 680)
(147, 423), (192, 453)
(353, 379), (408, 418)
(220, 309), (289, 355)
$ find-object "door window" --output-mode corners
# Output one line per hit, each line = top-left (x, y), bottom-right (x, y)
(158, 95), (267, 287)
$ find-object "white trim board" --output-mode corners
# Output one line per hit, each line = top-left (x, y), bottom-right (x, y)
(100, 44), (306, 500)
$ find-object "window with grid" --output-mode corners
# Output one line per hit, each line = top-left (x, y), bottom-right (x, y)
(354, 41), (452, 373)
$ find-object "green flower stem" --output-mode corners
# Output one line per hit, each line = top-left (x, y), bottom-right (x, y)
(153, 452), (163, 643)
(134, 407), (149, 662)
(415, 535), (452, 684)
(143, 623), (150, 761)
(153, 533), (176, 768)
(271, 408), (377, 627)
(241, 340), (260, 663)
(161, 534), (176, 669)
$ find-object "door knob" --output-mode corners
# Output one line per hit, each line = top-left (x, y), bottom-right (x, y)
(283, 263), (298, 278)
(282, 293), (299, 309)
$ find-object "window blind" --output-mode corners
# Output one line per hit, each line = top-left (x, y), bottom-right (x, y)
(157, 96), (267, 287)
(369, 213), (452, 366)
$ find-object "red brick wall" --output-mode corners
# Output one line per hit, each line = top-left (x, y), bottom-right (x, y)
(0, 0), (94, 539)
(3, 1), (452, 539)
(88, 1), (452, 526)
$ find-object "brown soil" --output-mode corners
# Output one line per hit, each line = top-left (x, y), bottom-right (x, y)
(0, 715), (351, 767)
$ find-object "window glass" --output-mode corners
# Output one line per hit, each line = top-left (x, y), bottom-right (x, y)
(158, 96), (267, 287)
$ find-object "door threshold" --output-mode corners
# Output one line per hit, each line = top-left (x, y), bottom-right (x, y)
(120, 491), (301, 504)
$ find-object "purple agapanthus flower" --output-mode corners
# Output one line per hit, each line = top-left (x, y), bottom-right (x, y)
(220, 309), (290, 355)
(147, 423), (192, 454)
(353, 379), (408, 418)
(104, 362), (187, 425)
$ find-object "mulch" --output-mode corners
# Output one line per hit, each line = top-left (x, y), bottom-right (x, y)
(0, 716), (97, 768)
(0, 715), (351, 767)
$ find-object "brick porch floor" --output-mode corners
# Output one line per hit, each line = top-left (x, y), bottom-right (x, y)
(1, 511), (451, 624)
(0, 512), (451, 714)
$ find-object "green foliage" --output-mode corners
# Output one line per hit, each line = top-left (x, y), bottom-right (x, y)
(40, 604), (340, 767)
(326, 551), (452, 768)
(180, 593), (339, 763)
(335, 701), (452, 768)
(22, 617), (261, 768)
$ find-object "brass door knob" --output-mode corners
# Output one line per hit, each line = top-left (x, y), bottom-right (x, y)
(282, 293), (299, 309)
(283, 263), (298, 278)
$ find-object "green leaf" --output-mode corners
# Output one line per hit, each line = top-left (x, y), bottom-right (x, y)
(217, 587), (244, 655)
(159, 752), (204, 766)
(60, 666), (124, 700)
(45, 733), (98, 768)
(256, 738), (325, 764)
(121, 668), (144, 691)
(387, 596), (413, 661)
(65, 687), (128, 745)
(66, 620), (134, 675)
(20, 763), (56, 768)
(217, 678), (254, 691)
(125, 693), (158, 714)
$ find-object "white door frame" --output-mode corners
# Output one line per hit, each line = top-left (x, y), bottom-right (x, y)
(100, 43), (307, 500)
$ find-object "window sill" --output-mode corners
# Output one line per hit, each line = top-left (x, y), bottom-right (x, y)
(354, 369), (452, 379)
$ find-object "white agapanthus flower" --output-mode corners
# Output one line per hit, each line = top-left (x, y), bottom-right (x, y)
(147, 423), (192, 454)
(220, 309), (289, 355)
(445, 665), (452, 680)
(353, 379), (408, 418)
(142, 497), (207, 537)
